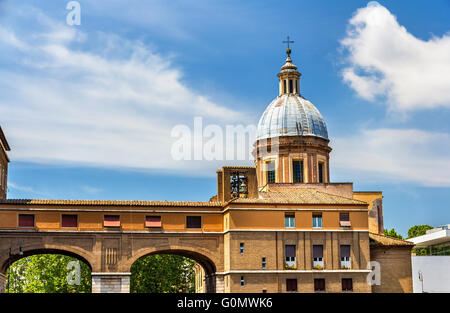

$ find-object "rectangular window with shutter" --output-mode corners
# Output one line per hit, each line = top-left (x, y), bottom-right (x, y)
(340, 213), (351, 227)
(61, 214), (78, 228)
(342, 278), (353, 291)
(340, 245), (351, 268)
(286, 279), (297, 292)
(285, 245), (296, 267)
(145, 216), (162, 228)
(314, 278), (325, 292)
(186, 216), (202, 229)
(313, 245), (324, 268)
(104, 215), (120, 228)
(18, 214), (35, 228)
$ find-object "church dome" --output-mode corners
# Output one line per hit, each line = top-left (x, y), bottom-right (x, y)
(256, 94), (328, 140)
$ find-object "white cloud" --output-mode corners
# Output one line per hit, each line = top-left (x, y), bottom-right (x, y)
(332, 128), (450, 187)
(341, 1), (450, 112)
(0, 6), (252, 175)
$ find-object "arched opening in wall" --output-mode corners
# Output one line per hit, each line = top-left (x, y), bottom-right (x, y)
(1, 249), (92, 293)
(130, 249), (217, 293)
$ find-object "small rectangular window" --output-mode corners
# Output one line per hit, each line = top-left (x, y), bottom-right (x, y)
(146, 216), (162, 228)
(285, 213), (295, 228)
(240, 276), (245, 286)
(186, 216), (202, 229)
(266, 161), (276, 184)
(61, 214), (78, 228)
(340, 245), (351, 268)
(283, 80), (287, 94)
(342, 278), (353, 291)
(340, 213), (351, 227)
(313, 245), (324, 268)
(289, 80), (293, 93)
(314, 278), (326, 292)
(262, 257), (266, 269)
(285, 245), (296, 266)
(286, 279), (298, 292)
(312, 214), (322, 228)
(18, 214), (34, 228)
(240, 243), (244, 254)
(104, 215), (120, 228)
(318, 163), (324, 183)
(292, 160), (303, 183)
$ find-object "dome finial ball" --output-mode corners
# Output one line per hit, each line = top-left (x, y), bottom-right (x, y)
(286, 48), (291, 56)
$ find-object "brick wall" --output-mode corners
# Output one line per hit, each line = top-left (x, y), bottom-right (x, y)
(370, 246), (413, 293)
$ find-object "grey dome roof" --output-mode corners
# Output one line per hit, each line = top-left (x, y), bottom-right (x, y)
(257, 94), (328, 140)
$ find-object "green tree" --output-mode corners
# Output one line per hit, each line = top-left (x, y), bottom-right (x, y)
(407, 225), (433, 239)
(130, 254), (196, 293)
(384, 228), (404, 239)
(6, 254), (91, 293)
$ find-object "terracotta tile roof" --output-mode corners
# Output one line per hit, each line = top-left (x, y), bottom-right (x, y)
(369, 232), (414, 247)
(0, 199), (222, 207)
(232, 189), (367, 205)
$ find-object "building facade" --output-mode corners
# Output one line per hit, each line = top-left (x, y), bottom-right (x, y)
(409, 225), (450, 292)
(0, 50), (413, 293)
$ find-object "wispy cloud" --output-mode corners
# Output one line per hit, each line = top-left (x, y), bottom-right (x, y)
(332, 128), (450, 187)
(8, 182), (51, 198)
(340, 1), (450, 112)
(0, 5), (249, 175)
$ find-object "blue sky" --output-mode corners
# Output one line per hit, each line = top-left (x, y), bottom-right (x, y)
(1, 0), (449, 236)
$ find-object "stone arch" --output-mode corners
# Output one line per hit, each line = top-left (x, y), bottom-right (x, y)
(125, 246), (219, 293)
(1, 244), (94, 275)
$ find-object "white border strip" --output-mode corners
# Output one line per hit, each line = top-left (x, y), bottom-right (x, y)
(0, 229), (369, 234)
(216, 270), (371, 275)
(91, 272), (131, 276)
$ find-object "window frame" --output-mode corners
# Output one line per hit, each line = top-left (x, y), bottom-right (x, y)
(262, 257), (266, 269)
(314, 278), (326, 292)
(292, 160), (304, 183)
(103, 215), (121, 228)
(285, 245), (296, 266)
(313, 245), (324, 268)
(286, 279), (298, 292)
(340, 245), (351, 268)
(285, 213), (295, 228)
(18, 213), (35, 228)
(61, 214), (78, 229)
(312, 213), (323, 228)
(342, 278), (353, 292)
(186, 216), (202, 229)
(318, 162), (324, 183)
(240, 276), (245, 287)
(240, 242), (244, 255)
(145, 215), (162, 228)
(266, 161), (276, 184)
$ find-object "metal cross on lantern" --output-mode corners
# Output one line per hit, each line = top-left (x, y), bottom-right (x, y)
(282, 36), (294, 56)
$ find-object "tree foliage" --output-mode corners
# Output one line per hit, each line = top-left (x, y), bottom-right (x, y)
(384, 228), (404, 239)
(7, 253), (197, 293)
(130, 254), (196, 293)
(6, 254), (91, 293)
(407, 225), (433, 239)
